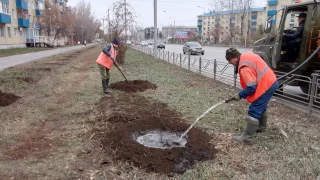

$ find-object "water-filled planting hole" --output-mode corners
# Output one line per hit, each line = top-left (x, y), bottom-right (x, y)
(133, 130), (187, 149)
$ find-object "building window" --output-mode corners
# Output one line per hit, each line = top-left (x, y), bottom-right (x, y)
(0, 1), (9, 14)
(7, 27), (11, 37)
(12, 9), (17, 19)
(20, 29), (25, 37)
(33, 1), (35, 9)
(291, 19), (294, 22)
(0, 26), (4, 37)
(14, 28), (18, 37)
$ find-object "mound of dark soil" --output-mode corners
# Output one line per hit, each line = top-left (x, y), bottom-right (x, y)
(0, 90), (21, 107)
(93, 94), (217, 175)
(109, 80), (157, 93)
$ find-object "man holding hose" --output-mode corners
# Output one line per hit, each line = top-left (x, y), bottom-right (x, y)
(225, 48), (279, 144)
(96, 38), (121, 94)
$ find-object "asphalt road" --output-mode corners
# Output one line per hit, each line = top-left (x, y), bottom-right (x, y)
(135, 43), (305, 96)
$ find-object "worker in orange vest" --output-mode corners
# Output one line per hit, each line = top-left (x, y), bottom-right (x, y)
(224, 48), (279, 144)
(96, 38), (121, 94)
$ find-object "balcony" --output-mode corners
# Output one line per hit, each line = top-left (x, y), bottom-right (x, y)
(271, 20), (276, 25)
(198, 25), (202, 29)
(36, 9), (43, 15)
(18, 18), (30, 28)
(268, 10), (277, 16)
(215, 18), (220, 22)
(197, 19), (202, 23)
(268, 0), (278, 6)
(251, 21), (257, 25)
(250, 28), (257, 31)
(36, 0), (44, 2)
(16, 0), (28, 10)
(252, 15), (257, 19)
(59, 1), (64, 5)
(0, 13), (11, 24)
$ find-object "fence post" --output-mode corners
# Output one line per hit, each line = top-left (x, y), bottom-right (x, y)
(213, 59), (217, 81)
(308, 73), (317, 115)
(163, 49), (165, 60)
(199, 57), (202, 75)
(188, 55), (191, 71)
(173, 52), (175, 64)
(168, 51), (170, 63)
(180, 54), (182, 67)
(234, 66), (237, 88)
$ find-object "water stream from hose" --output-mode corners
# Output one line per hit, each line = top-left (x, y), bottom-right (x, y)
(179, 101), (225, 141)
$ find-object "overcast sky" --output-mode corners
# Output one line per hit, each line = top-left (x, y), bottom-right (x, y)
(68, 0), (266, 28)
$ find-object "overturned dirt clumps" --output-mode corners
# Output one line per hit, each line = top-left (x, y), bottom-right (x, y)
(0, 90), (21, 107)
(109, 80), (157, 93)
(93, 94), (216, 174)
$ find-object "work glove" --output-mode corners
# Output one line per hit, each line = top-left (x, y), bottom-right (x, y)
(225, 93), (241, 103)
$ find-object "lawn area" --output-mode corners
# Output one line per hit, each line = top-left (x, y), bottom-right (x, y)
(0, 44), (82, 58)
(0, 47), (319, 179)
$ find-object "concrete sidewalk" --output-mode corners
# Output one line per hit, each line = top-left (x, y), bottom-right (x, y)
(0, 43), (97, 71)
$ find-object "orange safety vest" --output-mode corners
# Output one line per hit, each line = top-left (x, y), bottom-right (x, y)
(96, 45), (117, 69)
(238, 52), (277, 103)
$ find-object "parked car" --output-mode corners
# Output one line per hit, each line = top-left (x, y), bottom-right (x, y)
(183, 41), (205, 55)
(126, 40), (132, 45)
(157, 41), (165, 49)
(141, 41), (148, 46)
(135, 41), (141, 45)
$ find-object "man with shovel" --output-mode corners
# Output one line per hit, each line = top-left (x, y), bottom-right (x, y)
(225, 48), (279, 144)
(96, 38), (121, 94)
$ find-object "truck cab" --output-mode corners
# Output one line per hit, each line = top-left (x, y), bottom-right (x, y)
(253, 0), (320, 93)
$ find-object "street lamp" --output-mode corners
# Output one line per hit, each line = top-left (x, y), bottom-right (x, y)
(153, 0), (158, 59)
(198, 6), (205, 13)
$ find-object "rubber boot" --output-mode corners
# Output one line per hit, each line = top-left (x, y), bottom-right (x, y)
(256, 111), (267, 133)
(102, 79), (111, 94)
(232, 117), (259, 145)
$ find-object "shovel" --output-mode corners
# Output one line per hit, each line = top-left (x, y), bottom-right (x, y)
(115, 65), (129, 84)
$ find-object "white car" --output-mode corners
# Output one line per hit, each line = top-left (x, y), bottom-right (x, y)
(141, 41), (148, 46)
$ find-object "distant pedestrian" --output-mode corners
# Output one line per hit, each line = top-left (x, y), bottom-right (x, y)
(84, 40), (87, 46)
(95, 38), (121, 94)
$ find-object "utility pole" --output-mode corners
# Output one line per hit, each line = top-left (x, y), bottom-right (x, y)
(153, 0), (157, 59)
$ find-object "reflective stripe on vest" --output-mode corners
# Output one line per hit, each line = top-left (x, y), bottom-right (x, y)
(238, 52), (277, 103)
(96, 45), (117, 69)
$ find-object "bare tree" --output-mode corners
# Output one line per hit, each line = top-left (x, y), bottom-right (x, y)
(210, 22), (222, 44)
(73, 1), (100, 43)
(40, 0), (75, 42)
(106, 0), (136, 64)
(237, 0), (253, 36)
(210, 0), (223, 12)
(220, 0), (240, 43)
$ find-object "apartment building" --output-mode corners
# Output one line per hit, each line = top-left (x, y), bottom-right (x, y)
(266, 0), (308, 29)
(197, 7), (267, 43)
(0, 0), (67, 49)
